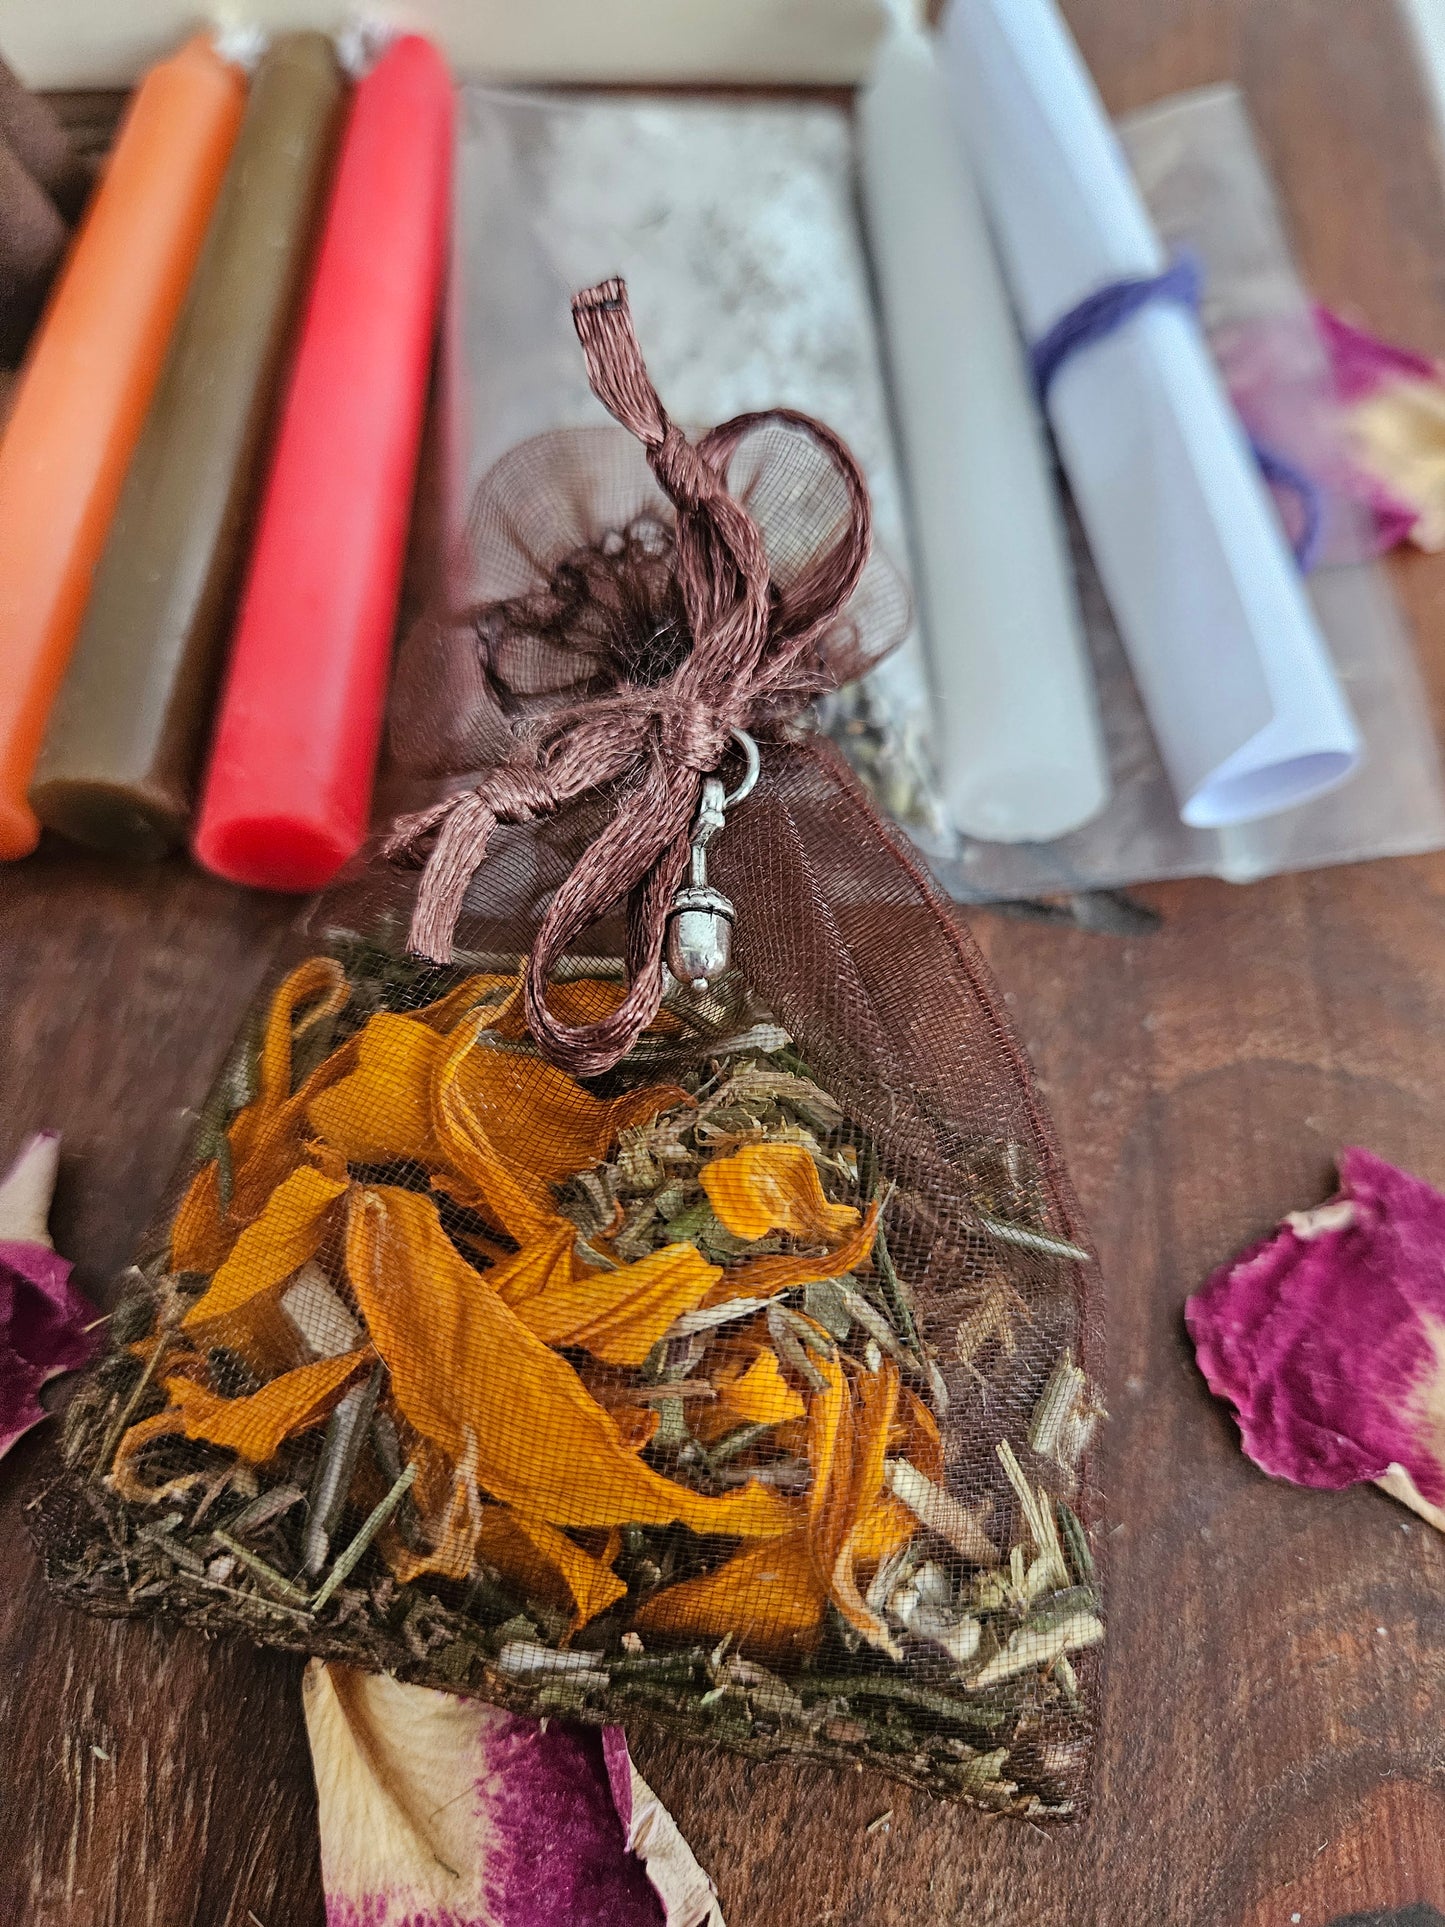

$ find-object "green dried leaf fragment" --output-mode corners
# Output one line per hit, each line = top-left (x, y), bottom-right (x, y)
(967, 1591), (1104, 1689)
(870, 1215), (921, 1352)
(1057, 1500), (1096, 1588)
(767, 1304), (831, 1392)
(997, 1439), (1070, 1598)
(1027, 1350), (1100, 1473)
(804, 1277), (853, 1339)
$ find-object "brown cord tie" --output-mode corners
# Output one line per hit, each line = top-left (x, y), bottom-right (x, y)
(386, 277), (872, 1077)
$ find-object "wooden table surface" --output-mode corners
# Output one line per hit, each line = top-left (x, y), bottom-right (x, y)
(5, 3), (1445, 1922)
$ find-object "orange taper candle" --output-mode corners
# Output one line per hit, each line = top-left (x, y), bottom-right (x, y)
(0, 35), (245, 860)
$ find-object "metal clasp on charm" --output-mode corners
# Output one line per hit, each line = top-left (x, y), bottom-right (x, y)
(665, 728), (760, 991)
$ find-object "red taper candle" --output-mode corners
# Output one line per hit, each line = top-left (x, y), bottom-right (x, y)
(193, 35), (452, 891)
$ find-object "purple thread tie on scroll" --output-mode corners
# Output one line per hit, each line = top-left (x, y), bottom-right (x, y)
(1030, 253), (1326, 572)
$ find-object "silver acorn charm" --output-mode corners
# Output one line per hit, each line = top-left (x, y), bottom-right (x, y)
(665, 731), (758, 991)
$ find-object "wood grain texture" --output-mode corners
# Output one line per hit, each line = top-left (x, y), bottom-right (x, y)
(3, 4), (1445, 1919)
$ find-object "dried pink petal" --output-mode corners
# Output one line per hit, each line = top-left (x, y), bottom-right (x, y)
(1313, 304), (1438, 403)
(1187, 1147), (1445, 1531)
(0, 1128), (59, 1246)
(302, 1661), (723, 1927)
(1314, 304), (1445, 550)
(0, 1131), (96, 1462)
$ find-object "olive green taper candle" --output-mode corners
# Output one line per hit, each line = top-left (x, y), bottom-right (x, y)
(29, 34), (344, 859)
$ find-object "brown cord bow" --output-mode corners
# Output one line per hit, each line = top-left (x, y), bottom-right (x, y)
(386, 278), (873, 1077)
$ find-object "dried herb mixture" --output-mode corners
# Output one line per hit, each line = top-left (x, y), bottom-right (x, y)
(41, 936), (1102, 1812)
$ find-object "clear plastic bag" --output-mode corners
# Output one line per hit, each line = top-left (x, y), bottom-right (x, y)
(937, 83), (1445, 900)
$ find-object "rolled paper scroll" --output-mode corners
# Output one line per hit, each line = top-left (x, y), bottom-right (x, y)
(194, 36), (453, 893)
(939, 0), (1360, 830)
(30, 34), (344, 860)
(0, 35), (245, 861)
(859, 12), (1107, 842)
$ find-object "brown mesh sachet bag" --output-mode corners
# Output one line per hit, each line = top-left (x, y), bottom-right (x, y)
(38, 281), (1104, 1815)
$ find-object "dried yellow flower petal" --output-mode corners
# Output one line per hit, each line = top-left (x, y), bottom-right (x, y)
(480, 1507), (628, 1626)
(307, 1013), (445, 1170)
(634, 1358), (914, 1657)
(255, 958), (350, 1114)
(702, 1143), (860, 1243)
(821, 1362), (903, 1659)
(515, 1243), (722, 1366)
(345, 1185), (795, 1538)
(633, 1532), (825, 1655)
(716, 1348), (805, 1428)
(899, 1384), (945, 1484)
(108, 1409), (202, 1505)
(181, 1165), (348, 1333)
(171, 1163), (228, 1278)
(484, 1221), (577, 1307)
(488, 975), (685, 1042)
(703, 1202), (881, 1307)
(797, 1353), (904, 1656)
(173, 958), (354, 1274)
(165, 1347), (371, 1463)
(311, 1012), (686, 1245)
(434, 1016), (687, 1242)
(383, 1438), (481, 1584)
(415, 972), (515, 1032)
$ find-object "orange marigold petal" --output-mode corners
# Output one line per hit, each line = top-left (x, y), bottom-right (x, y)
(899, 1384), (946, 1485)
(172, 1160), (226, 1275)
(803, 1356), (904, 1657)
(608, 1404), (662, 1452)
(383, 1435), (484, 1583)
(703, 1202), (881, 1306)
(632, 1532), (825, 1657)
(805, 1351), (854, 1573)
(434, 1016), (689, 1243)
(416, 972), (516, 1033)
(182, 1166), (348, 1332)
(828, 1364), (904, 1656)
(485, 1221), (577, 1308)
(256, 957), (349, 1115)
(848, 1494), (916, 1569)
(108, 1410), (203, 1505)
(515, 1242), (722, 1366)
(307, 1013), (445, 1170)
(172, 960), (356, 1276)
(345, 1185), (795, 1539)
(165, 1347), (370, 1463)
(483, 1507), (628, 1627)
(431, 1019), (563, 1242)
(717, 1348), (806, 1427)
(490, 976), (685, 1042)
(407, 1433), (455, 1521)
(490, 975), (616, 1040)
(701, 1143), (859, 1244)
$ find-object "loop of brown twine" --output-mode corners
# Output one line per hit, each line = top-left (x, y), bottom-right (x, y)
(385, 277), (873, 1077)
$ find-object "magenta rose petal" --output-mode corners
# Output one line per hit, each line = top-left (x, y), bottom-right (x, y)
(0, 1131), (97, 1462)
(1314, 303), (1445, 551)
(1314, 304), (1439, 402)
(302, 1661), (724, 1927)
(1186, 1147), (1445, 1531)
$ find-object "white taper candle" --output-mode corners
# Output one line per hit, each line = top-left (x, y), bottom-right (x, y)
(859, 8), (1108, 843)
